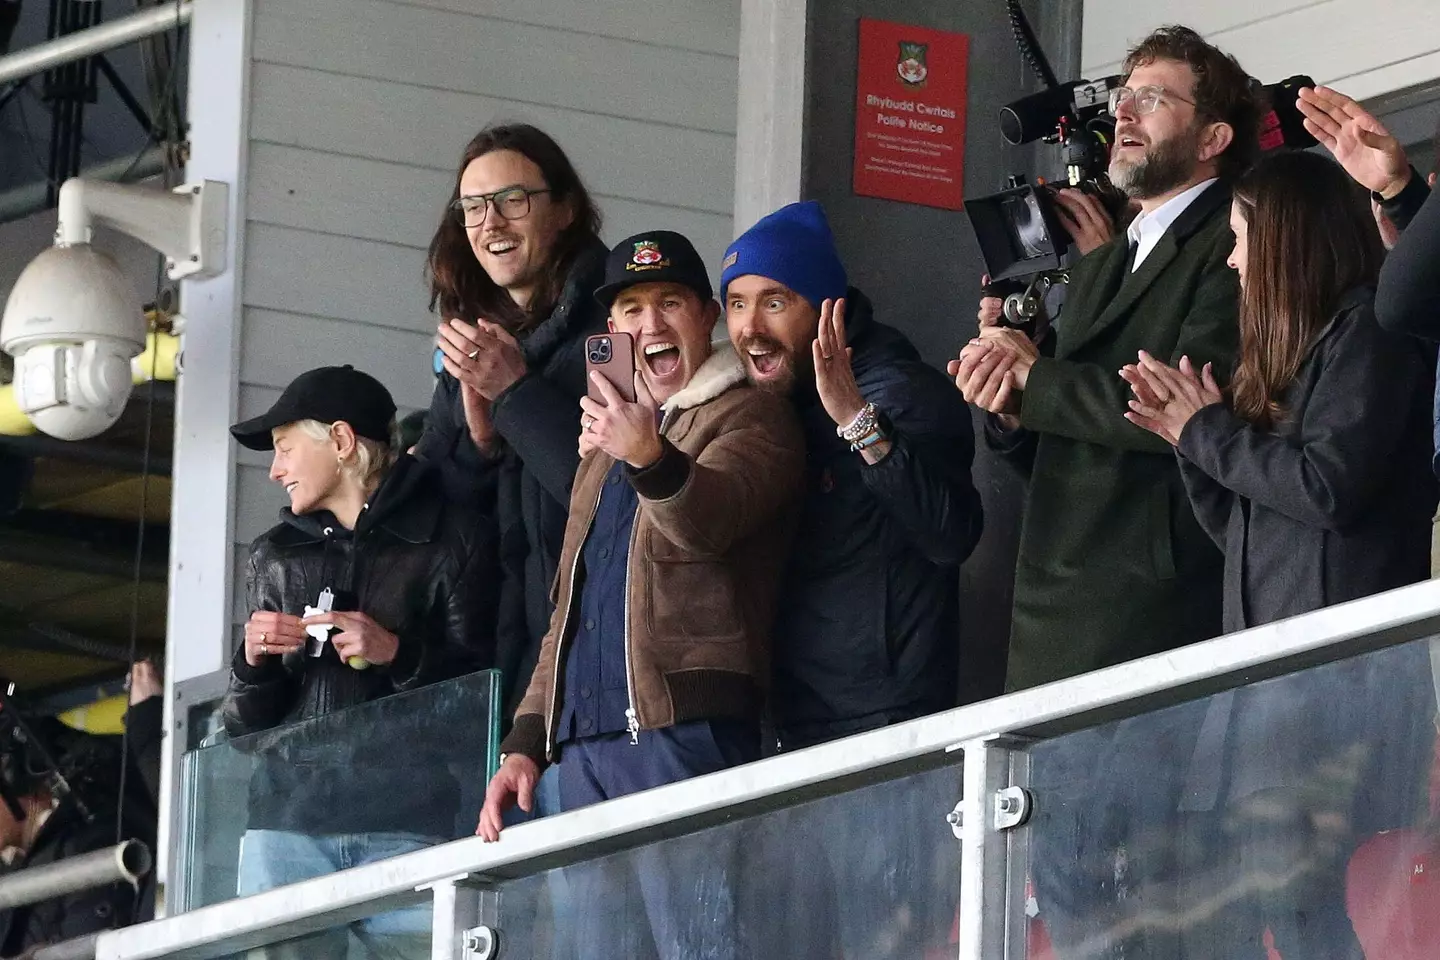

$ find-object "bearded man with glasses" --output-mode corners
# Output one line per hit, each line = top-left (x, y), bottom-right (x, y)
(953, 25), (1258, 691)
(954, 28), (1280, 959)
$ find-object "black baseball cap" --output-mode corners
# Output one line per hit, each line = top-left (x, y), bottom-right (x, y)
(230, 365), (397, 451)
(593, 230), (714, 309)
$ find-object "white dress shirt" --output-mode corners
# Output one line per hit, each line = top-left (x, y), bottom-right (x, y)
(1125, 178), (1219, 272)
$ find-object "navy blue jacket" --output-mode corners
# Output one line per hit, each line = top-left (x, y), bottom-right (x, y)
(773, 287), (983, 747)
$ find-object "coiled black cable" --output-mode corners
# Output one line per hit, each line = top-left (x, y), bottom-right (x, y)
(1006, 0), (1060, 90)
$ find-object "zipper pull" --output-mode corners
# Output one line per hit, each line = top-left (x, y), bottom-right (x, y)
(625, 708), (640, 745)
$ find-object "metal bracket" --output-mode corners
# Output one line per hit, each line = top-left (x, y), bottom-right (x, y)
(425, 874), (500, 960)
(955, 736), (1035, 960)
(949, 785), (1032, 839)
(462, 924), (500, 960)
(994, 786), (1033, 831)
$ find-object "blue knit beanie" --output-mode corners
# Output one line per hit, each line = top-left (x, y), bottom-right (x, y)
(721, 201), (847, 309)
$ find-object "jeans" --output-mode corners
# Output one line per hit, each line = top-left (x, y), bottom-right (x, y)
(496, 765), (569, 960)
(553, 722), (759, 960)
(236, 829), (436, 960)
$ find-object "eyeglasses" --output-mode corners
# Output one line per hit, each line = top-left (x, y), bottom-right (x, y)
(1108, 85), (1196, 117)
(450, 186), (551, 227)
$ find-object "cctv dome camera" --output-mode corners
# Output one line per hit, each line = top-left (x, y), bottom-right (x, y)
(1, 245), (146, 440)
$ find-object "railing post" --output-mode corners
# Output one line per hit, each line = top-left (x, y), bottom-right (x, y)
(426, 875), (499, 960)
(956, 737), (1032, 960)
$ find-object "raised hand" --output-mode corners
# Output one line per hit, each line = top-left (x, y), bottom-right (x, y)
(1297, 86), (1411, 198)
(812, 298), (868, 430)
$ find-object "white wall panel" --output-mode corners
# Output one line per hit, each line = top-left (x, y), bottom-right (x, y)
(239, 308), (434, 410)
(228, 0), (741, 647)
(389, 0), (739, 55)
(1082, 0), (1440, 101)
(251, 0), (738, 134)
(248, 65), (734, 212)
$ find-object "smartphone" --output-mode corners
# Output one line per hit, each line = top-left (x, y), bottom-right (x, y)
(585, 332), (637, 404)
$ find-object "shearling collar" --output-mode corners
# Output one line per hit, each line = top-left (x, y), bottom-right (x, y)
(660, 339), (747, 414)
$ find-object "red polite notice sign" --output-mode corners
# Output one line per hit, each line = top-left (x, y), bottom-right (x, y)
(852, 18), (970, 210)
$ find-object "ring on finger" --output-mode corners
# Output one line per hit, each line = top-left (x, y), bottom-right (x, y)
(260, 643), (268, 655)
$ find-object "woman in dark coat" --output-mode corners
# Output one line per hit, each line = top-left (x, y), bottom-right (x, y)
(1122, 150), (1437, 959)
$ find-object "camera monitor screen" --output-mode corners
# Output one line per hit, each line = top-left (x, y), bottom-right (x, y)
(964, 183), (1067, 283)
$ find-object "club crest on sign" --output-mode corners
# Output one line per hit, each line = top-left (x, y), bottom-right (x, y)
(897, 41), (928, 87)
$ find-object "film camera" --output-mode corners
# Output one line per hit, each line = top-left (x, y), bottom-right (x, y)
(966, 1), (1316, 328)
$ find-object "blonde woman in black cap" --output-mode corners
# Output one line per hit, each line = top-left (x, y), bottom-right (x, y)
(223, 365), (497, 960)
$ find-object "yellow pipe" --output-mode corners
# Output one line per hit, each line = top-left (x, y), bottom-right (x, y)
(132, 329), (179, 383)
(59, 693), (129, 735)
(0, 383), (36, 436)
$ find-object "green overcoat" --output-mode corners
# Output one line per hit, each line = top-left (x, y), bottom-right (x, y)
(1001, 182), (1240, 692)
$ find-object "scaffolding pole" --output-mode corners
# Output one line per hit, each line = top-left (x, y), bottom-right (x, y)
(0, 2), (192, 87)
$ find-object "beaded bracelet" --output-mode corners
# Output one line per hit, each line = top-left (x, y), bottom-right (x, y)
(837, 402), (879, 442)
(850, 429), (886, 453)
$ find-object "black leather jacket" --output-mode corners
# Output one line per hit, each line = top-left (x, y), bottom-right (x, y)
(222, 455), (497, 836)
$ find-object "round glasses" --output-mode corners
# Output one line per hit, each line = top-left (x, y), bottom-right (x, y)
(1108, 85), (1196, 117)
(450, 186), (550, 227)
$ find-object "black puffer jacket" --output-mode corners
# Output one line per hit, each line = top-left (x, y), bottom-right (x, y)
(774, 289), (984, 748)
(415, 238), (608, 720)
(223, 455), (496, 837)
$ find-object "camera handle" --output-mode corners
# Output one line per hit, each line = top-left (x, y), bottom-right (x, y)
(1002, 269), (1068, 346)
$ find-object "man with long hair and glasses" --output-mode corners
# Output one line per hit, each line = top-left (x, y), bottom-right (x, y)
(415, 125), (608, 825)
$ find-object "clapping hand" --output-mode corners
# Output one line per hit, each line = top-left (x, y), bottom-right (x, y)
(1120, 352), (1221, 446)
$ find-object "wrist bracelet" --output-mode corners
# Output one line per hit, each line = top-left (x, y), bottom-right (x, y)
(850, 428), (886, 453)
(837, 402), (879, 442)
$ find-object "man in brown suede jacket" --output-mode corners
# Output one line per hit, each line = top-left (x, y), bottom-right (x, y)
(475, 229), (802, 959)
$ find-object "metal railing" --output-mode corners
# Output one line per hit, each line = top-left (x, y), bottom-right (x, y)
(0, 2), (192, 88)
(89, 577), (1440, 960)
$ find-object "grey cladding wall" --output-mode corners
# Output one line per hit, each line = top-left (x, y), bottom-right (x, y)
(232, 0), (740, 626)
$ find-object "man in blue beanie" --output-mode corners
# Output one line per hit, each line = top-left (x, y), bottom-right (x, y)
(723, 200), (983, 957)
(723, 199), (983, 746)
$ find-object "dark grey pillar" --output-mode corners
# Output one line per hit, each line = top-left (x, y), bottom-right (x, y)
(802, 0), (1082, 701)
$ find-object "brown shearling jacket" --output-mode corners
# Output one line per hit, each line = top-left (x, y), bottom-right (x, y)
(501, 342), (805, 764)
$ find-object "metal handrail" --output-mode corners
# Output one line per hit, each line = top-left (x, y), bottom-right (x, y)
(0, 2), (192, 88)
(96, 577), (1440, 960)
(0, 840), (151, 911)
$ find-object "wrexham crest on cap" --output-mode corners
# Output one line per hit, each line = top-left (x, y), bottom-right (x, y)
(626, 240), (670, 272)
(897, 41), (928, 88)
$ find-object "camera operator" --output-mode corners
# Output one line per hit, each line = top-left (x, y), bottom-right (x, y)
(952, 25), (1256, 692)
(1, 707), (154, 957)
